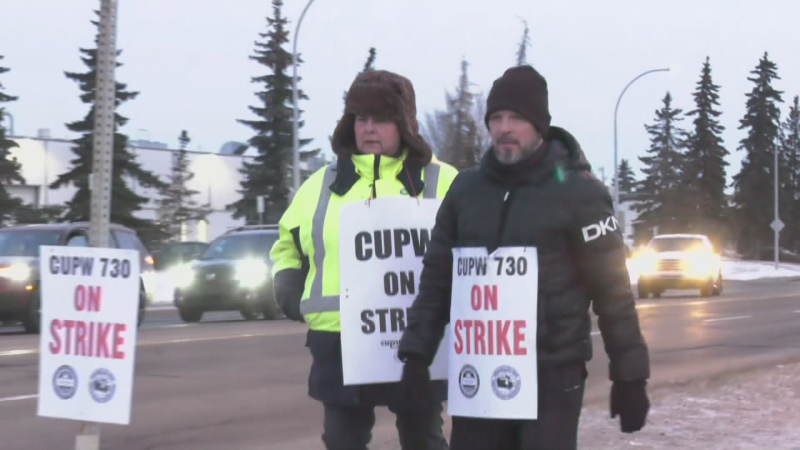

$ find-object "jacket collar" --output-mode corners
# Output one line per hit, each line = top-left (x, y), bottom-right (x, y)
(329, 149), (426, 197)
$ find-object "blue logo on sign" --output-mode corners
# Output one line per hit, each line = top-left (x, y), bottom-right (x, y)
(88, 368), (116, 404)
(52, 365), (78, 400)
(491, 365), (521, 400)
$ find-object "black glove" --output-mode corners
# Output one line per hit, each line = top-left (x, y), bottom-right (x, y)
(395, 357), (433, 449)
(610, 380), (650, 433)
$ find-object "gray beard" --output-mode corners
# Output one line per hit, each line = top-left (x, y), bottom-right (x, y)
(493, 137), (543, 165)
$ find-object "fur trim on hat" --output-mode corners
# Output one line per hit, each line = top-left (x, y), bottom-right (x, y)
(331, 70), (432, 166)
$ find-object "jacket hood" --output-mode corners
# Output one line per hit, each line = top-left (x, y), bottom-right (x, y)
(331, 70), (433, 167)
(546, 126), (592, 173)
(481, 126), (594, 186)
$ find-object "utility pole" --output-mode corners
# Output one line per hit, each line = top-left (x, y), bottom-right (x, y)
(78, 0), (118, 448)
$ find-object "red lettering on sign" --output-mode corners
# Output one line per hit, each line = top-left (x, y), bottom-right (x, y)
(74, 285), (103, 312)
(48, 319), (127, 360)
(453, 319), (527, 356)
(470, 285), (499, 311)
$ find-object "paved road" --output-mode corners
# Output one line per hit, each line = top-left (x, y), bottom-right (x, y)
(0, 279), (798, 450)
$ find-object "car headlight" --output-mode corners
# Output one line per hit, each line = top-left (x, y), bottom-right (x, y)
(635, 254), (658, 276)
(235, 259), (269, 288)
(170, 263), (195, 289)
(685, 253), (716, 278)
(0, 264), (31, 281)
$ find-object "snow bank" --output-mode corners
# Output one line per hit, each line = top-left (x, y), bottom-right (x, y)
(578, 362), (800, 449)
(721, 259), (800, 281)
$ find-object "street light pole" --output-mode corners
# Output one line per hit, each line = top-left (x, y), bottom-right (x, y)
(771, 143), (784, 269)
(291, 0), (316, 200)
(613, 67), (670, 211)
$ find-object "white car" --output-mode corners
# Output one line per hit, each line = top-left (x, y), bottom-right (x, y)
(632, 233), (723, 298)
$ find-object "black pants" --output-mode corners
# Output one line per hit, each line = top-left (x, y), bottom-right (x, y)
(322, 401), (449, 450)
(449, 363), (587, 450)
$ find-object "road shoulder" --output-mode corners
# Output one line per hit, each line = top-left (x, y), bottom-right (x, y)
(578, 361), (800, 449)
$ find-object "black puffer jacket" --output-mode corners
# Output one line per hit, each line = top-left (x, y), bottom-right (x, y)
(398, 127), (650, 381)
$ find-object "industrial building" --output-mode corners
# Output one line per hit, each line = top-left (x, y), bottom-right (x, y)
(4, 129), (328, 242)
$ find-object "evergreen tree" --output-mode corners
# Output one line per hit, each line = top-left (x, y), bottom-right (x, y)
(49, 12), (168, 246)
(515, 19), (531, 66)
(0, 55), (24, 227)
(731, 52), (784, 257)
(13, 205), (67, 224)
(434, 59), (483, 170)
(778, 96), (800, 250)
(682, 56), (729, 236)
(632, 92), (689, 235)
(229, 0), (320, 225)
(156, 130), (211, 242)
(614, 158), (637, 193)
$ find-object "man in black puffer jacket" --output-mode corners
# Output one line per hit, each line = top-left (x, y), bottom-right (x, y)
(395, 65), (651, 450)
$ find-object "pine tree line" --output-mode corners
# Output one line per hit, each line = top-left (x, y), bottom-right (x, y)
(623, 53), (800, 260)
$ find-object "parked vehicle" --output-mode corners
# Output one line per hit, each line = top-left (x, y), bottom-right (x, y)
(0, 222), (152, 333)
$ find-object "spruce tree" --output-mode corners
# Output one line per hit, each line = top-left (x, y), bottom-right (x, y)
(0, 55), (24, 227)
(632, 92), (689, 235)
(229, 0), (320, 225)
(682, 56), (729, 236)
(731, 52), (784, 257)
(433, 59), (482, 170)
(156, 130), (210, 241)
(614, 158), (637, 193)
(49, 12), (168, 247)
(779, 96), (800, 250)
(515, 19), (531, 66)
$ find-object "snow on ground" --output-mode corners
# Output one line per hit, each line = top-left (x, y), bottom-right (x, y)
(721, 258), (800, 281)
(577, 362), (800, 450)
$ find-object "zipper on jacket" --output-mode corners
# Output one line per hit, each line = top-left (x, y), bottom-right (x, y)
(372, 155), (380, 198)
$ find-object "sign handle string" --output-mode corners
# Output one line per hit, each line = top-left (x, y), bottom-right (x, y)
(404, 166), (420, 206)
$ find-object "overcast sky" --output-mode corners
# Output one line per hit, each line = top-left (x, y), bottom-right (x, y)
(2, 0), (798, 188)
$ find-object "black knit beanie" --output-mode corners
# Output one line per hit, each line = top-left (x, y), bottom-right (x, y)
(484, 65), (551, 137)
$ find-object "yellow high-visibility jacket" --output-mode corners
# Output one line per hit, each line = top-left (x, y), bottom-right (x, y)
(270, 150), (458, 333)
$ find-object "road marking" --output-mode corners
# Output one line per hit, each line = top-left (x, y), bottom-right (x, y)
(702, 315), (751, 323)
(636, 292), (799, 310)
(0, 394), (37, 403)
(794, 310), (800, 313)
(0, 328), (306, 358)
(0, 349), (37, 357)
(591, 331), (600, 336)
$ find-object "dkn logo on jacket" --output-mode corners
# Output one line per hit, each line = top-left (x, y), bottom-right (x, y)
(581, 215), (620, 242)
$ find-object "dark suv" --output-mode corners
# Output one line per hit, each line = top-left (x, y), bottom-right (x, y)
(0, 222), (152, 333)
(172, 225), (283, 323)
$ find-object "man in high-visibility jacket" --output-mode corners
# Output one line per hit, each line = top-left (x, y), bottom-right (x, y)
(270, 69), (458, 450)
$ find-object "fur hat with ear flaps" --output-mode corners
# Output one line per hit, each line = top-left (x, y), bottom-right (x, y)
(331, 70), (433, 166)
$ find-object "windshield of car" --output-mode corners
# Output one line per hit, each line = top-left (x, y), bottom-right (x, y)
(648, 237), (706, 252)
(198, 233), (279, 261)
(0, 230), (63, 257)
